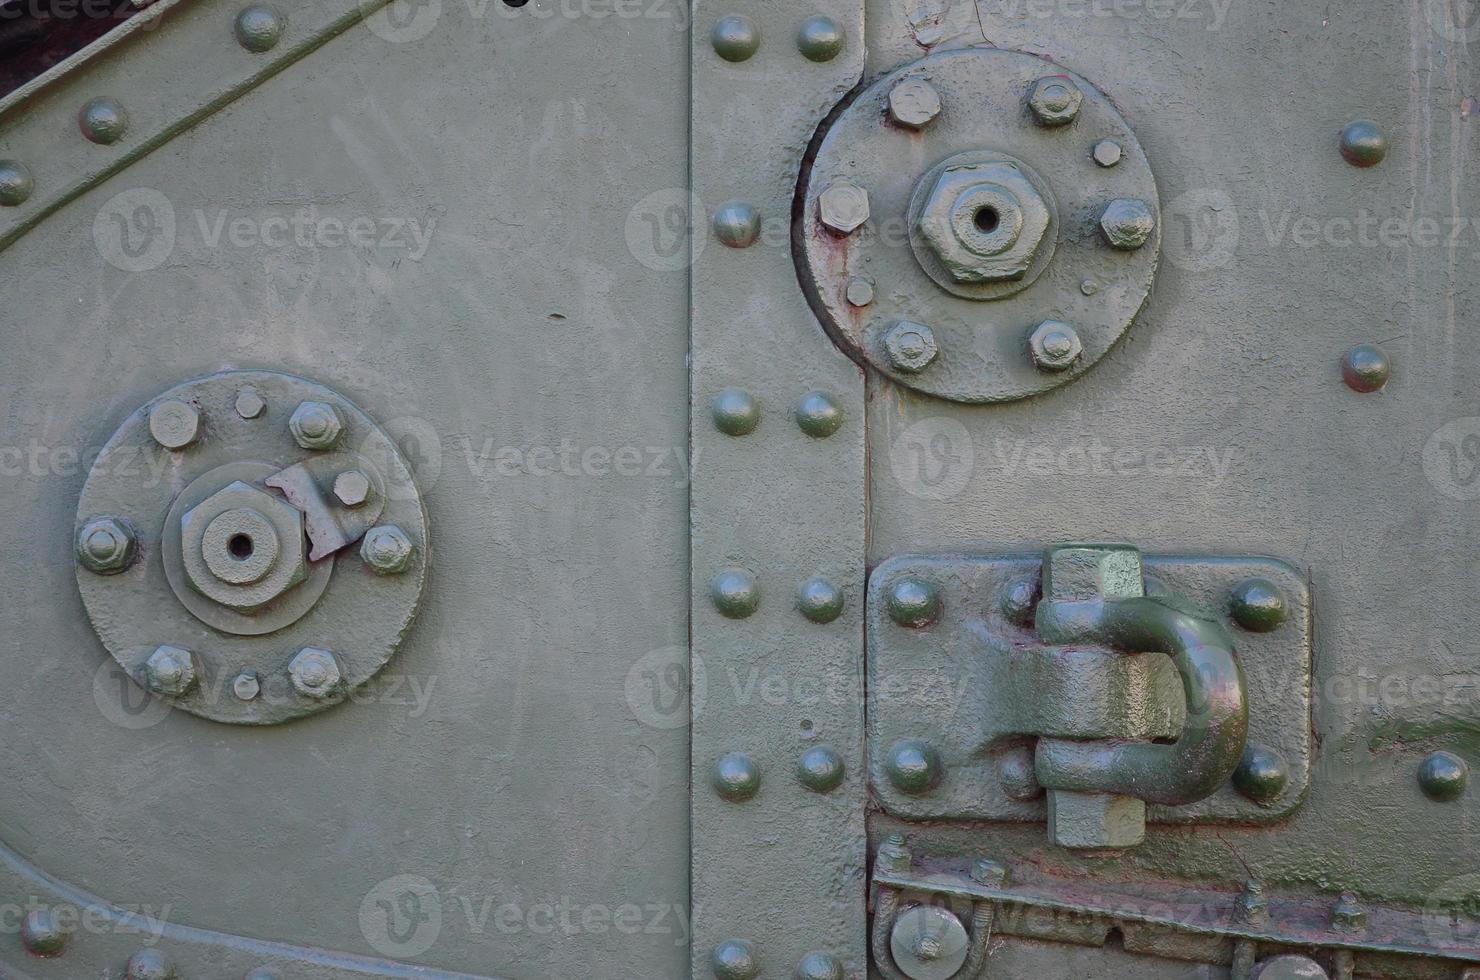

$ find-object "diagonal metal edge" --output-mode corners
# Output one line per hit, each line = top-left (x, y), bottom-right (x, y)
(0, 0), (395, 256)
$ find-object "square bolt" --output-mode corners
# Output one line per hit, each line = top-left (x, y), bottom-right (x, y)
(1042, 544), (1145, 602)
(1047, 790), (1145, 851)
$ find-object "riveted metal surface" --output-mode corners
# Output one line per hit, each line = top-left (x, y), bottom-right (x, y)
(690, 0), (867, 974)
(867, 554), (1311, 824)
(798, 46), (1160, 403)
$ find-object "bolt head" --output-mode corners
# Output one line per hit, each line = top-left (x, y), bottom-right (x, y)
(1092, 139), (1123, 167)
(1047, 790), (1146, 850)
(0, 159), (34, 206)
(234, 4), (284, 52)
(1028, 320), (1083, 372)
(999, 575), (1040, 627)
(1331, 891), (1366, 932)
(361, 524), (415, 575)
(1229, 577), (1287, 631)
(1236, 880), (1270, 924)
(971, 857), (1008, 886)
(712, 939), (759, 980)
(997, 743), (1044, 802)
(78, 97), (128, 145)
(232, 671), (262, 701)
(882, 321), (939, 374)
(795, 390), (844, 438)
(711, 15), (759, 62)
(21, 907), (69, 956)
(288, 400), (344, 450)
(149, 399), (200, 449)
(876, 833), (912, 873)
(710, 568), (759, 618)
(334, 469), (372, 507)
(77, 516), (137, 574)
(1418, 750), (1469, 801)
(889, 906), (969, 980)
(1099, 198), (1156, 250)
(145, 645), (197, 697)
(796, 577), (844, 623)
(1232, 743), (1290, 804)
(288, 648), (342, 699)
(797, 15), (844, 62)
(886, 738), (943, 794)
(845, 275), (875, 306)
(797, 745), (845, 792)
(1340, 120), (1387, 167)
(1028, 75), (1083, 126)
(235, 387), (266, 419)
(713, 752), (761, 801)
(818, 180), (870, 235)
(126, 948), (176, 980)
(1342, 343), (1390, 392)
(888, 77), (942, 130)
(182, 481), (307, 609)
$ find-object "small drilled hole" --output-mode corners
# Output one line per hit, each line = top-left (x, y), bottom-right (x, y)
(228, 534), (254, 560)
(974, 206), (1000, 234)
(503, 0), (529, 5)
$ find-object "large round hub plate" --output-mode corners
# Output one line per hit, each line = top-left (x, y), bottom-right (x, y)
(798, 47), (1160, 403)
(74, 371), (429, 725)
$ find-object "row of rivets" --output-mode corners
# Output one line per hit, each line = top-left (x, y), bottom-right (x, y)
(711, 388), (844, 438)
(0, 5), (285, 211)
(710, 14), (844, 64)
(140, 644), (345, 700)
(712, 745), (847, 802)
(710, 570), (846, 624)
(715, 940), (845, 980)
(20, 905), (279, 977)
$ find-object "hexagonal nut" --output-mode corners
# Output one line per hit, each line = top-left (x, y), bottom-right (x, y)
(334, 470), (372, 507)
(818, 180), (870, 235)
(1028, 320), (1083, 373)
(1028, 75), (1082, 127)
(881, 321), (939, 374)
(288, 647), (342, 699)
(888, 77), (942, 130)
(77, 517), (137, 574)
(917, 161), (1051, 283)
(181, 481), (308, 610)
(145, 644), (198, 697)
(361, 524), (415, 575)
(288, 400), (344, 450)
(1100, 198), (1156, 250)
(1047, 790), (1145, 850)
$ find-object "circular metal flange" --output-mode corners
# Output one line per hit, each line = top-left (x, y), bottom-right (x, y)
(75, 371), (429, 725)
(798, 47), (1160, 403)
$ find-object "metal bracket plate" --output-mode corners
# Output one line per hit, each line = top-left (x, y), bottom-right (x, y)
(867, 553), (1312, 824)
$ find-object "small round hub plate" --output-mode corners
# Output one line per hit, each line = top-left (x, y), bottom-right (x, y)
(798, 47), (1160, 403)
(75, 371), (429, 725)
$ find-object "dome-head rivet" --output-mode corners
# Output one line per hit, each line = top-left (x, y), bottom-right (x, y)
(235, 4), (285, 52)
(711, 15), (759, 62)
(712, 938), (759, 979)
(0, 159), (34, 206)
(795, 390), (844, 438)
(1232, 743), (1289, 804)
(712, 752), (761, 802)
(797, 745), (845, 792)
(1342, 343), (1390, 393)
(1340, 120), (1387, 167)
(1229, 577), (1287, 632)
(126, 948), (177, 980)
(79, 97), (129, 145)
(710, 569), (759, 618)
(1418, 750), (1469, 801)
(21, 907), (70, 956)
(713, 201), (761, 248)
(711, 389), (760, 436)
(886, 577), (940, 628)
(886, 738), (943, 794)
(795, 951), (843, 980)
(797, 15), (844, 62)
(796, 577), (844, 623)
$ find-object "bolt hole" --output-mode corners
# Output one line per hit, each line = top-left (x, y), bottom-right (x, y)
(228, 534), (254, 560)
(502, 0), (529, 5)
(974, 206), (1000, 234)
